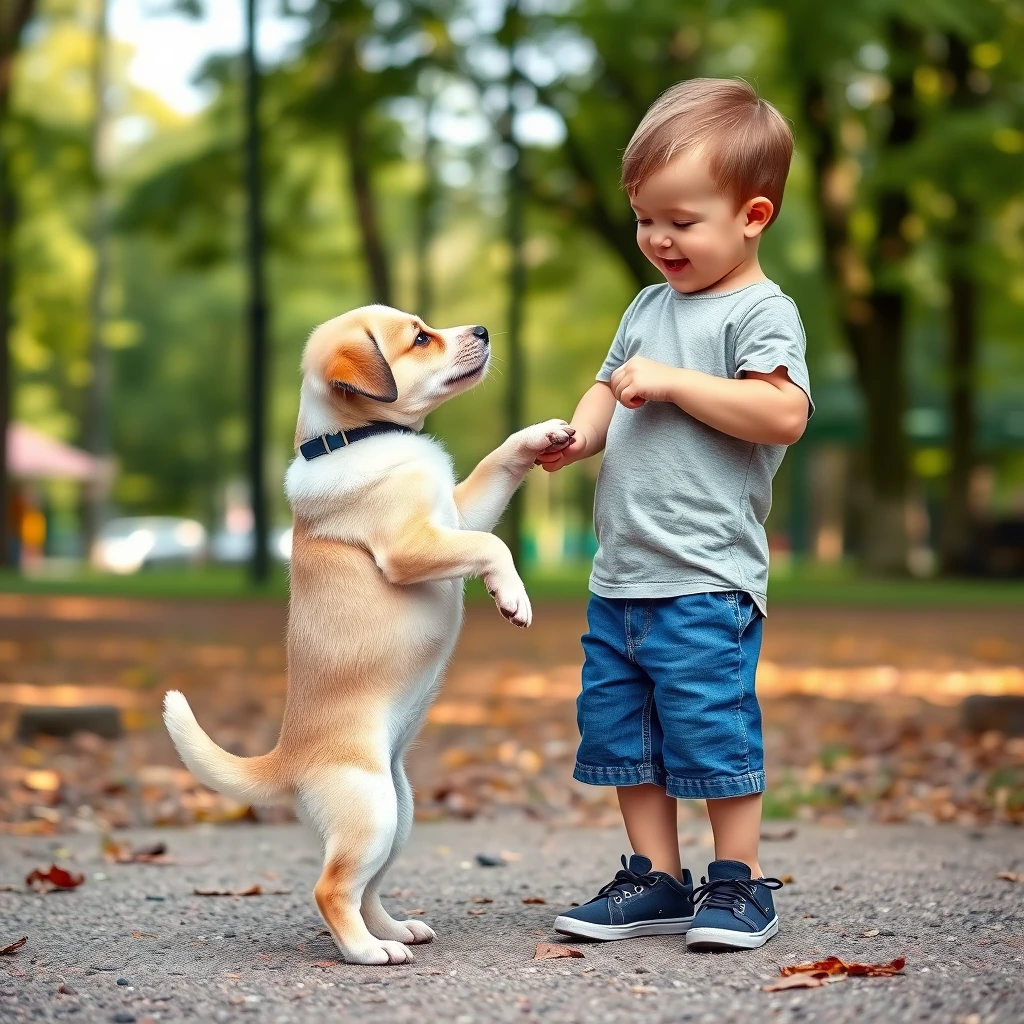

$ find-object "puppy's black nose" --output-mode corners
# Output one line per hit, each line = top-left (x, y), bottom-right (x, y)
(471, 325), (489, 344)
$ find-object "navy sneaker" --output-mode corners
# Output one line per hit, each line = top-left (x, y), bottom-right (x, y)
(553, 854), (694, 941)
(686, 860), (783, 950)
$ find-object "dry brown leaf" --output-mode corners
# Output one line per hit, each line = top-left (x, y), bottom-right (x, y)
(192, 884), (290, 897)
(103, 836), (175, 865)
(25, 865), (84, 893)
(467, 908), (486, 916)
(522, 897), (546, 905)
(780, 956), (906, 978)
(224, 972), (242, 979)
(131, 930), (157, 939)
(861, 929), (880, 938)
(846, 957), (906, 977)
(0, 936), (27, 955)
(631, 985), (658, 995)
(534, 943), (584, 960)
(471, 896), (493, 904)
(780, 874), (795, 884)
(764, 974), (840, 993)
(996, 872), (1024, 883)
(405, 908), (426, 916)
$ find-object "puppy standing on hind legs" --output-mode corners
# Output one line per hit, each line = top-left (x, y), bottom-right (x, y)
(163, 304), (575, 965)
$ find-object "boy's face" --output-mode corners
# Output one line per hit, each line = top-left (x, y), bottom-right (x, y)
(630, 149), (770, 294)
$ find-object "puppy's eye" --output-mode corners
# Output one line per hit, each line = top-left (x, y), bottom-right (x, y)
(413, 331), (431, 347)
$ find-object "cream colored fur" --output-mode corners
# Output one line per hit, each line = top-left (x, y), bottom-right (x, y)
(163, 305), (573, 965)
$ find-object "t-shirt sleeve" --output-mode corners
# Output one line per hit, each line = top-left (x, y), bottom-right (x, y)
(734, 295), (814, 416)
(595, 292), (644, 382)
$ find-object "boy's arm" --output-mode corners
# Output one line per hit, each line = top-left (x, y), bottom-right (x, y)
(535, 382), (617, 472)
(609, 358), (808, 446)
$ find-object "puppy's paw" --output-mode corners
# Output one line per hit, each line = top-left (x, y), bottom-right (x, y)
(368, 917), (435, 945)
(341, 939), (414, 965)
(513, 419), (576, 458)
(484, 571), (533, 629)
(402, 920), (436, 944)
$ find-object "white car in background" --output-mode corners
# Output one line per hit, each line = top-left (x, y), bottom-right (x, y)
(92, 516), (207, 574)
(210, 526), (292, 564)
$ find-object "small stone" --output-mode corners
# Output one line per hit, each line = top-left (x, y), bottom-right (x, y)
(145, 895), (164, 902)
(112, 1014), (137, 1023)
(116, 978), (132, 986)
(475, 854), (504, 868)
(223, 931), (236, 938)
(58, 984), (77, 995)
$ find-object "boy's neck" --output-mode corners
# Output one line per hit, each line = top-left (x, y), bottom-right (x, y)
(695, 251), (766, 295)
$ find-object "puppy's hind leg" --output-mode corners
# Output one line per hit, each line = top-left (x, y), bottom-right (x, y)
(301, 766), (413, 965)
(360, 760), (435, 945)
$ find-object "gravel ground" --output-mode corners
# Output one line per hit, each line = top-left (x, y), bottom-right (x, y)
(2, 821), (1023, 1024)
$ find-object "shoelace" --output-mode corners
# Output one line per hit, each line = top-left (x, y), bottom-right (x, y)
(691, 876), (783, 917)
(590, 855), (660, 904)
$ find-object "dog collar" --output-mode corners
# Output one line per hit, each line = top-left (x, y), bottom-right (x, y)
(298, 422), (419, 461)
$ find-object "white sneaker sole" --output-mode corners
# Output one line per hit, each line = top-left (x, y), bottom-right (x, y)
(553, 915), (694, 941)
(685, 915), (779, 950)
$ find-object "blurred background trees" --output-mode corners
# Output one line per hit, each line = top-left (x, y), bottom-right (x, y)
(2, 0), (1024, 582)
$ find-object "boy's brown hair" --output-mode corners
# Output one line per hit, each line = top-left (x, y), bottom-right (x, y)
(622, 78), (793, 227)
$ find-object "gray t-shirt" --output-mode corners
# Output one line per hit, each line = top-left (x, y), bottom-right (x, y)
(591, 280), (813, 615)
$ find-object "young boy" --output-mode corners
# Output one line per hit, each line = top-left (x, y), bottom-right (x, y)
(537, 79), (812, 951)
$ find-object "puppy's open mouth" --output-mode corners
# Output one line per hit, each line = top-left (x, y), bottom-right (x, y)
(444, 359), (488, 388)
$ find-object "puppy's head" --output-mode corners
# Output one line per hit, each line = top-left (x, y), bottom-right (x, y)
(299, 305), (490, 434)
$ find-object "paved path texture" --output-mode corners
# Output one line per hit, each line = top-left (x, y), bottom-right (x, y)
(2, 821), (1023, 1023)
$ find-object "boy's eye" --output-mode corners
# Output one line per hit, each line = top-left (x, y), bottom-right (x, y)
(673, 222), (695, 229)
(635, 218), (652, 227)
(413, 330), (431, 347)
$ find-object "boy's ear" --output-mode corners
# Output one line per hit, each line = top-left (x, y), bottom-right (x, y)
(743, 197), (774, 238)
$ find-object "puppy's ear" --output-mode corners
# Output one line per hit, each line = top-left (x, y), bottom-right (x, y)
(326, 330), (398, 403)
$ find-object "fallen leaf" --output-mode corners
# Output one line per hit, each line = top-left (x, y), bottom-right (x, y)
(761, 828), (797, 841)
(405, 908), (426, 916)
(467, 908), (486, 916)
(861, 929), (880, 938)
(780, 956), (906, 978)
(764, 974), (840, 993)
(846, 957), (906, 977)
(471, 896), (493, 904)
(780, 874), (795, 884)
(522, 897), (546, 905)
(192, 885), (290, 897)
(224, 972), (242, 979)
(25, 865), (84, 893)
(996, 872), (1024, 883)
(534, 943), (584, 960)
(631, 985), (658, 995)
(0, 936), (27, 955)
(131, 930), (157, 939)
(312, 961), (339, 969)
(57, 983), (77, 995)
(102, 835), (175, 865)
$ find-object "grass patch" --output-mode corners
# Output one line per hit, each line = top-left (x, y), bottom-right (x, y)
(3, 561), (1023, 607)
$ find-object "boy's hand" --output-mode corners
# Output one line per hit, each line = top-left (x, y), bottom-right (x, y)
(608, 357), (677, 408)
(535, 427), (587, 472)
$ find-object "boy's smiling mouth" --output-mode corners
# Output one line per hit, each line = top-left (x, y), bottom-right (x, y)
(659, 257), (689, 274)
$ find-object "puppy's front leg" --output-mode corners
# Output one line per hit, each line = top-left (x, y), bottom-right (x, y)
(374, 520), (532, 627)
(454, 419), (575, 533)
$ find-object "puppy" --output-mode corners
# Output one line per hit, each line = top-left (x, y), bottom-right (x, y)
(163, 305), (574, 964)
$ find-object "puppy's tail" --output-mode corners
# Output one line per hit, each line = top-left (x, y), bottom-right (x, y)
(162, 691), (289, 806)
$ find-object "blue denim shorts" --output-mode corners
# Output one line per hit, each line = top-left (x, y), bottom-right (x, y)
(574, 591), (765, 800)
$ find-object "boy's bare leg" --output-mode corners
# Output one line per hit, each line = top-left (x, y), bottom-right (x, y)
(616, 784), (682, 878)
(705, 793), (763, 877)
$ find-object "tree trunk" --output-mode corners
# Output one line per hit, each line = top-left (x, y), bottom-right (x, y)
(800, 21), (919, 574)
(84, 0), (111, 552)
(940, 35), (983, 574)
(342, 117), (392, 306)
(415, 94), (437, 322)
(245, 0), (269, 584)
(0, 0), (35, 567)
(501, 5), (527, 565)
